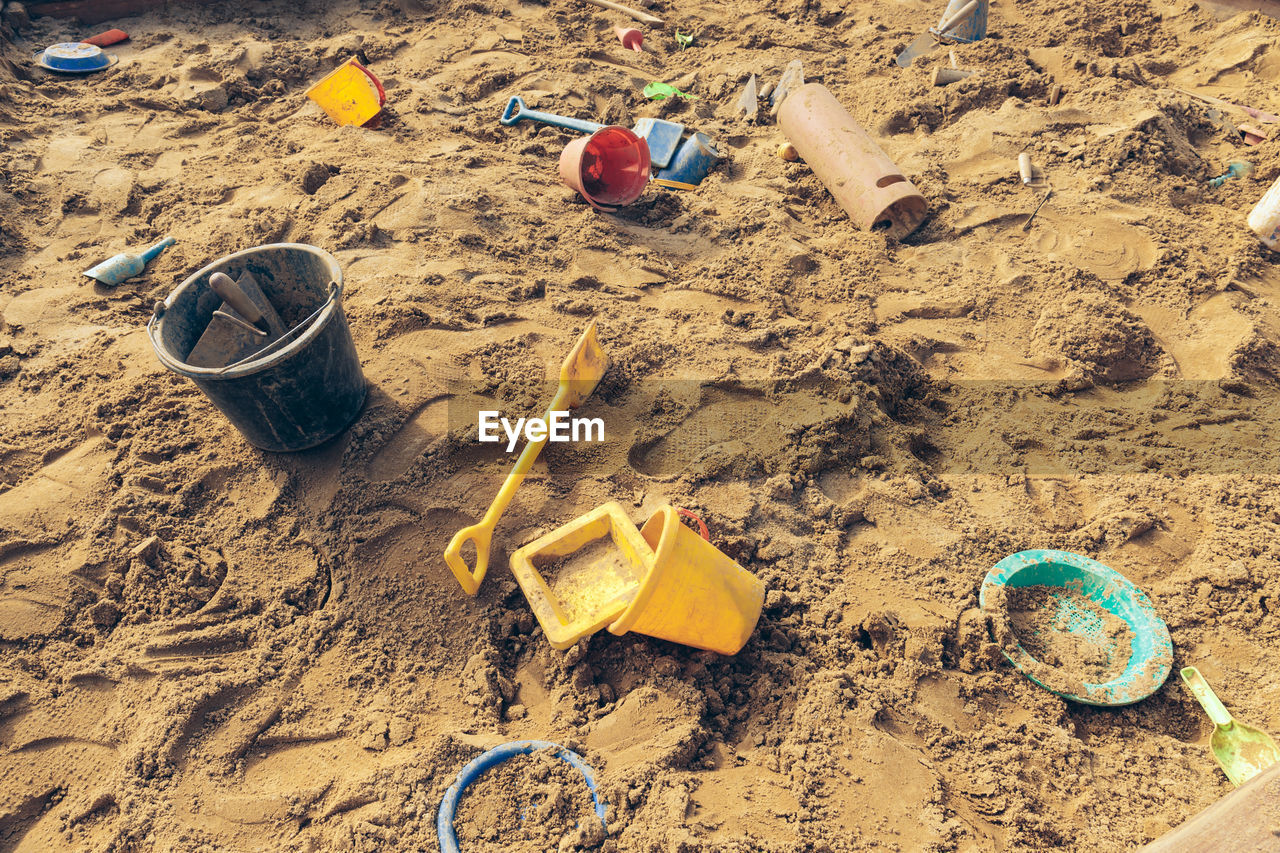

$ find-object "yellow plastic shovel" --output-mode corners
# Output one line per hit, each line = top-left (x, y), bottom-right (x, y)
(444, 322), (609, 595)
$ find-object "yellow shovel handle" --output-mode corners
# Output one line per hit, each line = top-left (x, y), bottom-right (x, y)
(444, 521), (493, 596)
(444, 389), (570, 595)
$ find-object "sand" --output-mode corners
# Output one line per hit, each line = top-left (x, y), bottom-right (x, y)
(452, 749), (605, 852)
(1006, 584), (1136, 683)
(2, 0), (1280, 850)
(534, 535), (640, 625)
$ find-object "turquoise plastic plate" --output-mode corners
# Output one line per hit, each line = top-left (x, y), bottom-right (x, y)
(980, 549), (1173, 706)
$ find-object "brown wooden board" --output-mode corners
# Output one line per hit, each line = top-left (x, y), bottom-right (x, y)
(1141, 761), (1280, 852)
(26, 0), (221, 24)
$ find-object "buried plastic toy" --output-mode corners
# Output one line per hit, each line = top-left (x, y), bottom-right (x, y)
(980, 549), (1173, 706)
(437, 740), (606, 853)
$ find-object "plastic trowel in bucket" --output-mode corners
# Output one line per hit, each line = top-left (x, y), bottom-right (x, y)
(186, 271), (288, 368)
(1181, 666), (1280, 786)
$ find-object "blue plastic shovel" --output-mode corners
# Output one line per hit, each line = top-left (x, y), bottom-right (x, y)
(499, 96), (684, 168)
(501, 96), (602, 134)
(83, 237), (175, 285)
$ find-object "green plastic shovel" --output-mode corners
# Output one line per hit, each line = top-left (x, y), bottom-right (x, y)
(1181, 666), (1280, 787)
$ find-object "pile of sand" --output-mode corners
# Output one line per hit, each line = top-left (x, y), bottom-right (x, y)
(2, 0), (1279, 850)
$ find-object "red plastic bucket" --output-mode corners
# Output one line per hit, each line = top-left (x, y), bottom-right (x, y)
(558, 126), (651, 211)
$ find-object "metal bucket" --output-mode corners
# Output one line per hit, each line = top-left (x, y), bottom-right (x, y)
(148, 243), (366, 452)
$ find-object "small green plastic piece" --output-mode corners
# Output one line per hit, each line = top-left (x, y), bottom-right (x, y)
(1181, 666), (1280, 787)
(643, 81), (697, 101)
(675, 31), (694, 49)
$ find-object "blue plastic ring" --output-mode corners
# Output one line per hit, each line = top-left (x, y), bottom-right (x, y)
(437, 739), (607, 853)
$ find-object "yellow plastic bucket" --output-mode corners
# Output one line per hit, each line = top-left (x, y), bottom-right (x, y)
(607, 506), (765, 654)
(305, 57), (386, 128)
(508, 502), (654, 651)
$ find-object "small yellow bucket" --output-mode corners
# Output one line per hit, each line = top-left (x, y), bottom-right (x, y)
(608, 505), (765, 655)
(305, 57), (386, 128)
(509, 502), (654, 650)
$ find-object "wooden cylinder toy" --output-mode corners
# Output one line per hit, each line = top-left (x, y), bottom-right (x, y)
(777, 83), (928, 238)
(1248, 174), (1280, 249)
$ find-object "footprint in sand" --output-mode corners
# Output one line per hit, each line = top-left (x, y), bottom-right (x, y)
(0, 738), (119, 848)
(0, 438), (113, 641)
(1035, 217), (1157, 281)
(160, 648), (426, 846)
(0, 542), (67, 641)
(628, 387), (770, 478)
(628, 385), (844, 479)
(0, 680), (123, 848)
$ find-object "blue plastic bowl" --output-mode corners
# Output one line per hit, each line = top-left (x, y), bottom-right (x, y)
(437, 740), (606, 853)
(36, 43), (118, 73)
(979, 549), (1173, 706)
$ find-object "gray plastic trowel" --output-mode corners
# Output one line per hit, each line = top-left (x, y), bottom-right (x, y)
(186, 271), (287, 368)
(895, 0), (980, 67)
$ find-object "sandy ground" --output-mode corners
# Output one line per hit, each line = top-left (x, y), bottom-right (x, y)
(2, 0), (1280, 850)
